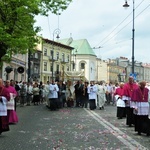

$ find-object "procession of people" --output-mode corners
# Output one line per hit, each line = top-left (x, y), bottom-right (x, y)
(114, 77), (150, 136)
(1, 76), (150, 137)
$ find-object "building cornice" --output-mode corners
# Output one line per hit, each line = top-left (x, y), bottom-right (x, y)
(43, 38), (74, 50)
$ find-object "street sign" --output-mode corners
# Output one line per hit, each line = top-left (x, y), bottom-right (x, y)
(130, 73), (137, 80)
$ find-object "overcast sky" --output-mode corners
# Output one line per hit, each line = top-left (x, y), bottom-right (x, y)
(35, 0), (150, 63)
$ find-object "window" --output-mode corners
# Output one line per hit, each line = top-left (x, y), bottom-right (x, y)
(43, 48), (47, 56)
(56, 64), (59, 71)
(81, 63), (85, 69)
(44, 62), (47, 71)
(34, 66), (38, 73)
(50, 63), (53, 72)
(73, 62), (75, 70)
(50, 50), (53, 56)
(50, 50), (54, 60)
(35, 53), (38, 58)
(62, 53), (65, 61)
(56, 52), (59, 60)
(67, 66), (69, 71)
(67, 55), (69, 62)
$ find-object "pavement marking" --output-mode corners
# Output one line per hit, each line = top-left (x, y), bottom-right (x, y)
(84, 109), (148, 150)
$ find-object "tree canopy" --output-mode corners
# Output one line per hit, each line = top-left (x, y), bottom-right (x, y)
(0, 0), (72, 66)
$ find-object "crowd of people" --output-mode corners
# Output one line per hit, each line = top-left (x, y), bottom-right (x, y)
(114, 77), (150, 136)
(0, 79), (47, 135)
(1, 77), (150, 137)
(46, 77), (150, 137)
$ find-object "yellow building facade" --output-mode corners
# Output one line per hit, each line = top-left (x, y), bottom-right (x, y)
(40, 38), (74, 83)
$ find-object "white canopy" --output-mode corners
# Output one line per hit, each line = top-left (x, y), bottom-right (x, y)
(64, 71), (86, 81)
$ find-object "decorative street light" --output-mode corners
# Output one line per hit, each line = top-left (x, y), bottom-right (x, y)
(5, 66), (13, 80)
(123, 0), (135, 74)
(53, 28), (61, 41)
(51, 28), (61, 80)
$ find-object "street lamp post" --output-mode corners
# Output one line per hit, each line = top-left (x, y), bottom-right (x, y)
(52, 28), (61, 81)
(51, 50), (54, 81)
(123, 0), (135, 74)
(28, 49), (31, 83)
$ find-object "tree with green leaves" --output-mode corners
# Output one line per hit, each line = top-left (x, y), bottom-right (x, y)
(0, 0), (72, 67)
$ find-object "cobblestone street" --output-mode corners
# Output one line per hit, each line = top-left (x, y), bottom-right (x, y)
(0, 104), (150, 150)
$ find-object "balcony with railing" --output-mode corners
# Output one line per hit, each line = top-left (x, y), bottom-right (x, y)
(49, 56), (58, 61)
(61, 58), (69, 63)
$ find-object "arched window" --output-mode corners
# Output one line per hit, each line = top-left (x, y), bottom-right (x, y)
(81, 63), (85, 69)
